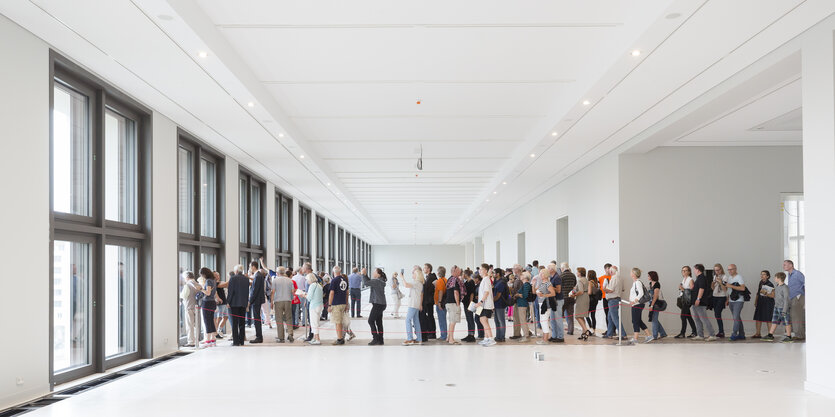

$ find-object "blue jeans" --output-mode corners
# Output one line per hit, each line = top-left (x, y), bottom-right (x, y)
(650, 310), (667, 339)
(533, 298), (542, 328)
(405, 307), (421, 341)
(729, 301), (745, 337)
(435, 305), (448, 340)
(550, 299), (564, 339)
(494, 307), (507, 340)
(605, 298), (626, 337)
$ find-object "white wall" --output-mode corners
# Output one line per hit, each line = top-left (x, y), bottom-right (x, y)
(151, 112), (178, 356)
(0, 14), (50, 410)
(479, 152), (620, 270)
(619, 146), (803, 333)
(371, 245), (465, 277)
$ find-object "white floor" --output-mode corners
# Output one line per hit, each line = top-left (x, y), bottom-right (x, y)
(30, 293), (835, 417)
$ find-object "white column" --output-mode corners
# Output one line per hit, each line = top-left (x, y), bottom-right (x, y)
(464, 242), (475, 268)
(474, 236), (484, 266)
(802, 25), (835, 398)
(224, 157), (239, 269)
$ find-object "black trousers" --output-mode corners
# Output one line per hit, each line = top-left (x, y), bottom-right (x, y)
(350, 288), (362, 317)
(230, 306), (247, 345)
(419, 303), (436, 341)
(250, 304), (262, 339)
(464, 305), (476, 336)
(368, 303), (386, 341)
(586, 296), (599, 330)
(680, 305), (696, 334)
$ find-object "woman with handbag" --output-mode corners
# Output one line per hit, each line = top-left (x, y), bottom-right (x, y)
(572, 267), (592, 340)
(647, 271), (667, 342)
(675, 266), (698, 339)
(628, 268), (652, 343)
(586, 270), (601, 334)
(535, 268), (556, 345)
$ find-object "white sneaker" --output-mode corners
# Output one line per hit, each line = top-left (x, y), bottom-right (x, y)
(347, 331), (356, 342)
(536, 340), (548, 345)
(706, 336), (717, 342)
(518, 337), (528, 343)
(483, 338), (497, 347)
(477, 338), (488, 345)
(308, 339), (321, 345)
(644, 336), (654, 343)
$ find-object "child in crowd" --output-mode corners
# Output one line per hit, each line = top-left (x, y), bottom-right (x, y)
(763, 272), (792, 342)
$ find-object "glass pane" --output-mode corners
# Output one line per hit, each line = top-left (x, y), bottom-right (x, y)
(178, 250), (194, 342)
(178, 147), (194, 234)
(53, 240), (91, 373)
(200, 159), (217, 238)
(239, 178), (247, 244)
(200, 251), (217, 271)
(105, 245), (137, 358)
(104, 110), (138, 224)
(281, 199), (290, 251)
(53, 83), (91, 217)
(251, 184), (261, 246)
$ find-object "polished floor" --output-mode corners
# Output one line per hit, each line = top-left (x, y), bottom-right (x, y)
(34, 294), (834, 417)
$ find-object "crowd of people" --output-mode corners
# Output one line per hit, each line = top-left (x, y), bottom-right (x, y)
(178, 258), (806, 348)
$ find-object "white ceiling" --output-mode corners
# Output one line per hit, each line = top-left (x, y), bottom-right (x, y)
(2, 0), (833, 245)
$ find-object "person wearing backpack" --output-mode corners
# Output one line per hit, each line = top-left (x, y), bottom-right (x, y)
(691, 264), (717, 341)
(628, 268), (652, 343)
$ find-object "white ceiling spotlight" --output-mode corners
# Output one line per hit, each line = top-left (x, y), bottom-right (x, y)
(247, 102), (255, 108)
(502, 181), (507, 185)
(299, 155), (305, 159)
(582, 100), (590, 106)
(530, 153), (536, 158)
(198, 51), (208, 58)
(551, 131), (558, 136)
(278, 133), (284, 138)
(326, 182), (331, 186)
(493, 191), (497, 195)
(631, 49), (641, 57)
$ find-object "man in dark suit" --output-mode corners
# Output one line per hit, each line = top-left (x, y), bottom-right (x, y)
(226, 265), (251, 346)
(248, 261), (266, 343)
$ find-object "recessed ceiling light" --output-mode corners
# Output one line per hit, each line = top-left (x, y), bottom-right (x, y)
(247, 102), (255, 107)
(326, 182), (331, 186)
(198, 51), (208, 58)
(278, 133), (284, 138)
(157, 14), (174, 21)
(299, 155), (304, 159)
(502, 181), (507, 185)
(493, 191), (497, 195)
(551, 131), (557, 136)
(582, 100), (590, 106)
(631, 49), (641, 57)
(666, 12), (681, 19)
(486, 199), (490, 202)
(530, 153), (536, 158)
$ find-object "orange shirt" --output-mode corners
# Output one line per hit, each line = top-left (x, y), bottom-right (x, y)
(598, 275), (610, 298)
(434, 277), (447, 304)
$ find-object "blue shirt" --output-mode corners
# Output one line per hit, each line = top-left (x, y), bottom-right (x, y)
(550, 274), (563, 300)
(516, 282), (531, 308)
(348, 273), (362, 289)
(331, 276), (349, 305)
(493, 279), (508, 309)
(787, 269), (805, 298)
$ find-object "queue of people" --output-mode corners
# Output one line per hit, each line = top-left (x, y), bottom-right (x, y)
(179, 258), (805, 348)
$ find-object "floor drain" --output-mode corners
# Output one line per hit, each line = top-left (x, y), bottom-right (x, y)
(445, 383), (456, 387)
(758, 369), (775, 374)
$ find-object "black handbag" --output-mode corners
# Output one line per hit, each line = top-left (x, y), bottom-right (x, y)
(654, 299), (668, 311)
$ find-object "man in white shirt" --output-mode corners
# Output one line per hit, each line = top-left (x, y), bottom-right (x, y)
(603, 266), (626, 338)
(726, 264), (747, 341)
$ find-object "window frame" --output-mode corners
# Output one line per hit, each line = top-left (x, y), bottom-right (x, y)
(315, 215), (325, 273)
(275, 190), (292, 268)
(299, 204), (312, 265)
(239, 168), (266, 264)
(49, 52), (152, 386)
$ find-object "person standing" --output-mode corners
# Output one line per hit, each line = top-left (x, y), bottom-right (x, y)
(691, 264), (717, 341)
(710, 264), (729, 338)
(598, 263), (612, 334)
(434, 266), (449, 341)
(603, 265), (626, 339)
(403, 266), (425, 345)
(726, 264), (747, 341)
(763, 272), (793, 342)
(199, 268), (218, 347)
(366, 268), (388, 345)
(513, 271), (532, 342)
(586, 270), (600, 334)
(180, 271), (201, 347)
(752, 270), (776, 338)
(675, 266), (698, 339)
(492, 269), (509, 342)
(560, 263), (577, 336)
(572, 267), (591, 339)
(628, 268), (652, 343)
(390, 272), (402, 318)
(247, 261), (266, 344)
(348, 267), (363, 318)
(548, 263), (565, 343)
(783, 260), (805, 340)
(226, 265), (250, 347)
(214, 271), (229, 339)
(271, 266), (294, 343)
(445, 266), (465, 345)
(462, 269), (479, 342)
(646, 271), (667, 342)
(420, 264), (437, 341)
(536, 268), (557, 345)
(476, 264), (496, 346)
(305, 273), (324, 345)
(328, 266), (350, 345)
(510, 265), (525, 339)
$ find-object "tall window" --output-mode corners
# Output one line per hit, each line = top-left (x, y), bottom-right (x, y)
(316, 215), (325, 273)
(338, 227), (344, 271)
(328, 221), (336, 272)
(239, 170), (265, 265)
(299, 205), (312, 265)
(782, 194), (805, 270)
(177, 132), (223, 346)
(51, 59), (150, 384)
(275, 191), (292, 268)
(346, 233), (354, 270)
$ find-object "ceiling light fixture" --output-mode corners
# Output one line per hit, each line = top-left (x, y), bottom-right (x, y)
(278, 133), (284, 138)
(582, 100), (590, 106)
(493, 191), (497, 195)
(326, 182), (331, 186)
(299, 155), (304, 159)
(666, 12), (682, 19)
(157, 14), (174, 21)
(551, 131), (558, 136)
(502, 181), (507, 185)
(247, 102), (255, 107)
(530, 153), (536, 158)
(486, 199), (490, 202)
(631, 49), (641, 57)
(198, 51), (208, 58)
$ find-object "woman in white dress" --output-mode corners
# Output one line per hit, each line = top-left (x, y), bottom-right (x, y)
(390, 272), (403, 318)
